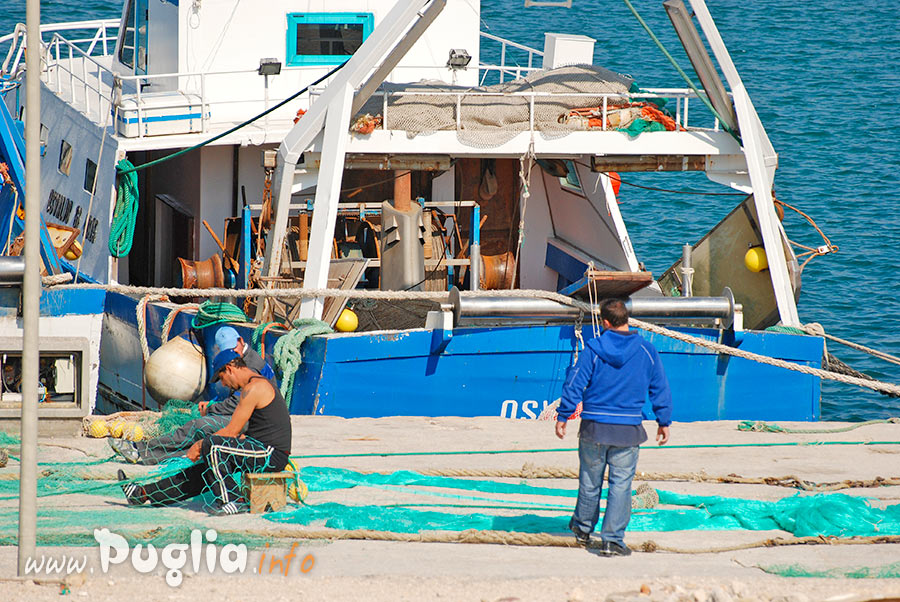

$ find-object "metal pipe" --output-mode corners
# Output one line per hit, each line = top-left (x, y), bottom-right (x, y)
(450, 288), (738, 328)
(450, 287), (579, 326)
(18, 0), (40, 576)
(626, 296), (732, 319)
(0, 257), (26, 283)
(681, 243), (693, 297)
(468, 205), (481, 291)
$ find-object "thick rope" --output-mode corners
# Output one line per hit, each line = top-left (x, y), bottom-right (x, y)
(161, 304), (200, 344)
(739, 418), (900, 434)
(108, 158), (139, 258)
(190, 301), (248, 329)
(41, 273), (73, 286)
(218, 527), (900, 553)
(412, 465), (900, 492)
(804, 322), (900, 367)
(273, 319), (333, 404)
(136, 294), (169, 361)
(44, 282), (900, 395)
(629, 317), (900, 397)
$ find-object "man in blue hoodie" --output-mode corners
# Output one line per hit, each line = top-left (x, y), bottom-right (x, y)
(555, 298), (672, 557)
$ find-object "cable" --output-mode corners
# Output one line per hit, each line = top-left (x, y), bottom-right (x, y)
(118, 60), (347, 176)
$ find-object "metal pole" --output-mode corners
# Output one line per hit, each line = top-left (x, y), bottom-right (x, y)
(18, 0), (40, 576)
(681, 243), (693, 297)
(469, 205), (481, 291)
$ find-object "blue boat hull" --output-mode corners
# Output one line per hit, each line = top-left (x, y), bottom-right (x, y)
(99, 292), (822, 421)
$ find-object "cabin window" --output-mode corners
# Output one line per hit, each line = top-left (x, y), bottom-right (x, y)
(286, 13), (374, 66)
(559, 160), (582, 193)
(58, 140), (73, 176)
(118, 0), (136, 69)
(83, 159), (97, 193)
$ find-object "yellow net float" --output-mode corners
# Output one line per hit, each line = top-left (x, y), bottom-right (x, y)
(744, 246), (768, 273)
(123, 423), (144, 442)
(109, 419), (126, 439)
(335, 308), (358, 332)
(285, 459), (308, 502)
(87, 419), (109, 438)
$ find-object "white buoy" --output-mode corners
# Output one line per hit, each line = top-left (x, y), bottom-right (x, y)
(143, 337), (207, 404)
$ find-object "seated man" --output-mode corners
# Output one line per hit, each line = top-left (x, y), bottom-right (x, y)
(109, 326), (275, 465)
(119, 348), (292, 515)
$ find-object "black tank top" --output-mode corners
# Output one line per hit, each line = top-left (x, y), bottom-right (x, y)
(245, 376), (292, 456)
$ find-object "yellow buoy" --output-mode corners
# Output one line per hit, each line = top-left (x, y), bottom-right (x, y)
(109, 419), (125, 438)
(284, 460), (308, 502)
(88, 419), (109, 438)
(124, 423), (144, 442)
(744, 246), (768, 273)
(335, 308), (358, 332)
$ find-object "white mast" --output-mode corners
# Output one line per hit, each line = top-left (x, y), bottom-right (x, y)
(689, 0), (800, 326)
(18, 0), (40, 575)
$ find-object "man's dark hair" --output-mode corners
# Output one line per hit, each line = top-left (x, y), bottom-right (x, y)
(226, 357), (247, 370)
(600, 298), (629, 327)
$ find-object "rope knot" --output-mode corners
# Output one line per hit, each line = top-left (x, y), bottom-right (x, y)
(639, 540), (658, 553)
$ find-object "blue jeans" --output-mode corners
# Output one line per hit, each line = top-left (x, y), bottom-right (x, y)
(570, 437), (639, 545)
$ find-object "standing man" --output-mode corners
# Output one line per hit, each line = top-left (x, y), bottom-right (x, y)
(109, 326), (275, 465)
(555, 298), (672, 556)
(119, 347), (292, 515)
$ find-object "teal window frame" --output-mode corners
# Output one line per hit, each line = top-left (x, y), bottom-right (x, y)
(286, 12), (374, 66)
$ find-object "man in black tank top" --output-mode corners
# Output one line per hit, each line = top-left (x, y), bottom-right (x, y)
(108, 326), (276, 465)
(118, 348), (292, 516)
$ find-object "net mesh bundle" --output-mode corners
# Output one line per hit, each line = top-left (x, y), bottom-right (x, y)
(356, 65), (635, 148)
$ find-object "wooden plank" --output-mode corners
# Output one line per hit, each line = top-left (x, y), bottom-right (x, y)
(568, 270), (653, 298)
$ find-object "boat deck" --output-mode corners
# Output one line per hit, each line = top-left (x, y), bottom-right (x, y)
(1, 417), (899, 600)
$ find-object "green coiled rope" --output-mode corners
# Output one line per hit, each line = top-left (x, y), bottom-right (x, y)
(108, 158), (139, 257)
(273, 318), (333, 405)
(189, 301), (248, 329)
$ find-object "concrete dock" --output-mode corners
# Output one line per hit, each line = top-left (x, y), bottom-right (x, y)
(1, 416), (899, 601)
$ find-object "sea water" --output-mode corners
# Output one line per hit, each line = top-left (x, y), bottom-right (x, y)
(1, 1), (897, 420)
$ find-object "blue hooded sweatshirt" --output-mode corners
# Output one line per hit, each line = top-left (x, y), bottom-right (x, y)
(557, 329), (672, 426)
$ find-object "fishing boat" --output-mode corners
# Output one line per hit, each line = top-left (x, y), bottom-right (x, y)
(0, 0), (847, 428)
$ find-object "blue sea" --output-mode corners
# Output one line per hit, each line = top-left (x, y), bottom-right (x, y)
(2, 1), (897, 420)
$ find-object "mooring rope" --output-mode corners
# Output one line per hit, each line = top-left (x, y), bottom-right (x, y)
(739, 418), (900, 434)
(217, 526), (900, 553)
(46, 282), (900, 396)
(413, 466), (900, 492)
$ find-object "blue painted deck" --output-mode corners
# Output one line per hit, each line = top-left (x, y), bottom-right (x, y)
(99, 292), (822, 421)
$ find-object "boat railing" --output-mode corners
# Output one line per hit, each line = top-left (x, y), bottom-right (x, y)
(478, 31), (544, 85)
(0, 19), (119, 76)
(376, 88), (724, 133)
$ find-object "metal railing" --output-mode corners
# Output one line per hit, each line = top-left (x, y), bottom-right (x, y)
(376, 88), (723, 134)
(1, 19), (119, 76)
(5, 22), (724, 140)
(478, 31), (544, 84)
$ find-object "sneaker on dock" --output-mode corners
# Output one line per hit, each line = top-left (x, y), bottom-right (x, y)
(109, 438), (141, 464)
(117, 469), (147, 505)
(208, 500), (250, 516)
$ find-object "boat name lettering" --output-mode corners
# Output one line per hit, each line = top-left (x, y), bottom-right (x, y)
(72, 205), (82, 230)
(45, 190), (73, 224)
(84, 215), (98, 244)
(500, 399), (553, 420)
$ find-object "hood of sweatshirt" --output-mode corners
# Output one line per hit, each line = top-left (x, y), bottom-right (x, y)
(587, 329), (643, 368)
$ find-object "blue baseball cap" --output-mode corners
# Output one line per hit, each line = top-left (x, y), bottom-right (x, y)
(210, 348), (241, 383)
(213, 327), (241, 356)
